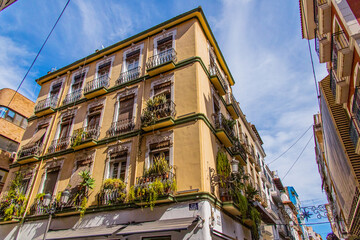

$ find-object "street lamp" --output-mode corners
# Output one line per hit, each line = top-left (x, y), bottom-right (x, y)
(42, 190), (70, 240)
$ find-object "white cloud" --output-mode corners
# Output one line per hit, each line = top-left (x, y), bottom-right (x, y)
(215, 0), (328, 203)
(0, 36), (39, 101)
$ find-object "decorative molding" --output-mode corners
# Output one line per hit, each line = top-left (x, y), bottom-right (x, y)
(116, 87), (138, 99)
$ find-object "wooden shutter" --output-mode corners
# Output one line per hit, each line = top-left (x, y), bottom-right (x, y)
(44, 168), (60, 196)
(118, 95), (134, 120)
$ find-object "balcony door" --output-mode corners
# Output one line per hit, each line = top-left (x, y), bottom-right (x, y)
(125, 50), (140, 72)
(49, 82), (62, 100)
(154, 82), (171, 100)
(87, 105), (102, 130)
(157, 36), (173, 54)
(118, 95), (134, 122)
(149, 140), (170, 167)
(71, 72), (86, 93)
(97, 61), (111, 79)
(109, 151), (127, 181)
(43, 167), (60, 196)
(59, 118), (72, 140)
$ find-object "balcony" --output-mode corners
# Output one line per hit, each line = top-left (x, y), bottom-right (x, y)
(83, 75), (110, 99)
(213, 113), (235, 147)
(71, 125), (100, 150)
(333, 31), (353, 78)
(225, 92), (241, 119)
(107, 118), (135, 137)
(116, 66), (141, 85)
(62, 89), (82, 105)
(330, 69), (349, 104)
(47, 137), (71, 154)
(219, 184), (245, 217)
(255, 157), (261, 172)
(34, 97), (58, 117)
(17, 143), (43, 163)
(315, 29), (330, 63)
(230, 140), (247, 166)
(316, 0), (331, 35)
(135, 171), (175, 206)
(247, 147), (256, 164)
(141, 99), (176, 131)
(146, 48), (177, 76)
(209, 64), (227, 96)
(350, 118), (360, 154)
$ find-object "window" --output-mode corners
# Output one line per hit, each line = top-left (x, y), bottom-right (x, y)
(0, 135), (19, 152)
(154, 82), (171, 100)
(118, 95), (134, 121)
(5, 110), (15, 122)
(97, 61), (111, 78)
(150, 141), (170, 166)
(69, 157), (92, 188)
(50, 82), (62, 99)
(43, 167), (60, 196)
(72, 72), (86, 92)
(87, 105), (102, 128)
(353, 87), (360, 126)
(109, 151), (127, 180)
(125, 50), (140, 71)
(213, 95), (220, 115)
(157, 36), (173, 53)
(0, 106), (28, 129)
(59, 120), (72, 139)
(20, 178), (30, 195)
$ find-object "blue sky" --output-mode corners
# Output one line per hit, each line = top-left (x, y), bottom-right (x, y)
(0, 0), (331, 237)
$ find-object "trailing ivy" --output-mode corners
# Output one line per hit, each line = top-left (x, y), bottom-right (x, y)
(0, 172), (28, 221)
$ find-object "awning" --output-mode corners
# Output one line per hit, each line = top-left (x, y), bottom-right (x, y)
(44, 225), (123, 240)
(253, 201), (277, 225)
(116, 217), (199, 236)
(23, 128), (46, 148)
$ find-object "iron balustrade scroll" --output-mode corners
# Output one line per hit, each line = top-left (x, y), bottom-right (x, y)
(299, 204), (332, 222)
(35, 97), (58, 112)
(98, 188), (126, 205)
(107, 118), (135, 137)
(84, 75), (110, 94)
(146, 48), (177, 70)
(62, 89), (82, 105)
(18, 143), (43, 158)
(116, 66), (141, 85)
(47, 137), (71, 153)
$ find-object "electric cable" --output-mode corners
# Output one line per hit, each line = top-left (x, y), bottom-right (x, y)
(282, 134), (313, 180)
(6, 0), (71, 108)
(300, 0), (320, 106)
(268, 124), (312, 165)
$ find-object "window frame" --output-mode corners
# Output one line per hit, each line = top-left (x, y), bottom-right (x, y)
(94, 56), (115, 80)
(105, 142), (131, 183)
(145, 131), (173, 170)
(153, 29), (176, 56)
(113, 88), (138, 124)
(69, 67), (89, 94)
(122, 44), (144, 73)
(39, 159), (64, 198)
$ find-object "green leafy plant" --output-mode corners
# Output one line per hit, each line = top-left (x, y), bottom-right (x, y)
(144, 154), (171, 177)
(71, 129), (85, 147)
(0, 172), (28, 221)
(216, 150), (231, 187)
(244, 184), (258, 201)
(73, 170), (95, 218)
(100, 178), (126, 204)
(142, 94), (168, 127)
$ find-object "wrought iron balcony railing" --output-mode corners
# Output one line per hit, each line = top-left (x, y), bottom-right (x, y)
(18, 143), (43, 159)
(136, 171), (175, 187)
(209, 64), (228, 92)
(71, 125), (100, 145)
(98, 188), (126, 206)
(230, 140), (247, 161)
(62, 89), (82, 105)
(146, 48), (177, 70)
(35, 97), (58, 112)
(332, 31), (349, 52)
(350, 118), (360, 148)
(213, 113), (236, 141)
(47, 137), (71, 153)
(107, 118), (135, 137)
(314, 29), (328, 57)
(225, 92), (241, 116)
(84, 75), (110, 94)
(330, 70), (337, 97)
(141, 100), (176, 127)
(116, 66), (141, 85)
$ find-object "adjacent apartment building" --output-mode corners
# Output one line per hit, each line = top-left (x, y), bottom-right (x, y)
(0, 7), (291, 240)
(300, 0), (360, 237)
(0, 0), (17, 12)
(0, 88), (34, 193)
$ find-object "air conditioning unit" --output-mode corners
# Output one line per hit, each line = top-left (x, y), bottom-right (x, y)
(10, 152), (16, 159)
